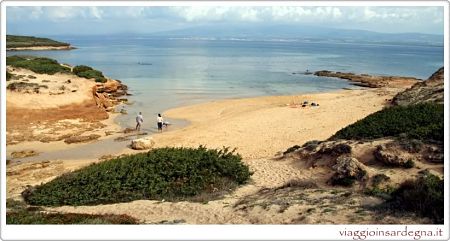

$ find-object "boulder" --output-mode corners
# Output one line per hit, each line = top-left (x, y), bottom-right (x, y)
(423, 146), (444, 163)
(332, 156), (367, 180)
(374, 144), (415, 168)
(131, 137), (155, 150)
(329, 156), (367, 186)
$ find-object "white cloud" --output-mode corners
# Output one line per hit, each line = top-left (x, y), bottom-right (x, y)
(6, 6), (444, 34)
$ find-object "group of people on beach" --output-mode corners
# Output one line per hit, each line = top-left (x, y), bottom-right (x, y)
(135, 112), (167, 133)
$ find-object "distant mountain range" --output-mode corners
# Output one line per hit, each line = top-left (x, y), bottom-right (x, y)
(150, 23), (443, 46)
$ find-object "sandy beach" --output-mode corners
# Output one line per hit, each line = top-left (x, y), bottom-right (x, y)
(8, 76), (440, 224)
(152, 87), (399, 159)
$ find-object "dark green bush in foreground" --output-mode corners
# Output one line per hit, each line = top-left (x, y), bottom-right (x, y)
(6, 198), (138, 224)
(7, 210), (138, 224)
(387, 173), (444, 224)
(6, 56), (70, 75)
(73, 65), (106, 83)
(23, 147), (251, 206)
(332, 103), (443, 142)
(6, 71), (12, 81)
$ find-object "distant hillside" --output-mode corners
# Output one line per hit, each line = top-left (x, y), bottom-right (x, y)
(6, 35), (72, 50)
(152, 23), (444, 46)
(393, 67), (444, 106)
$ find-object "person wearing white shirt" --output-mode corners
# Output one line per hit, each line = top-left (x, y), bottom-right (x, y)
(157, 113), (164, 132)
(135, 112), (144, 131)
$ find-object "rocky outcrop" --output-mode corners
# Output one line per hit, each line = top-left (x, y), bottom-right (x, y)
(393, 67), (444, 106)
(64, 134), (101, 144)
(329, 156), (367, 186)
(131, 137), (155, 150)
(11, 150), (38, 158)
(373, 144), (416, 168)
(93, 80), (128, 111)
(314, 70), (420, 88)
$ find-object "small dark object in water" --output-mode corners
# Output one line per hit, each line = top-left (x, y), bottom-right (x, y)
(304, 70), (312, 75)
(138, 62), (152, 65)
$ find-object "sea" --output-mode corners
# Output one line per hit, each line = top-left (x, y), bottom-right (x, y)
(6, 36), (444, 161)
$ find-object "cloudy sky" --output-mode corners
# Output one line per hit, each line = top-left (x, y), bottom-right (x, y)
(6, 6), (444, 36)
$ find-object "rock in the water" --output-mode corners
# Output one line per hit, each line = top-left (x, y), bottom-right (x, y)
(373, 144), (415, 168)
(64, 134), (101, 144)
(329, 156), (367, 186)
(123, 127), (135, 133)
(11, 150), (38, 158)
(131, 137), (155, 150)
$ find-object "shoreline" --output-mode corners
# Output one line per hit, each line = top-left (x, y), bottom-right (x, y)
(6, 45), (75, 51)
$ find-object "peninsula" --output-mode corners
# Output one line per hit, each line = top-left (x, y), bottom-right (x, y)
(6, 35), (75, 51)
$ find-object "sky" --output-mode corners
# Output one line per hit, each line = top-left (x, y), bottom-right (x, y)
(6, 6), (445, 36)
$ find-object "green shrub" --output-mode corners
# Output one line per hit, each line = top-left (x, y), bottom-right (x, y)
(72, 65), (106, 83)
(331, 103), (443, 142)
(72, 65), (93, 75)
(387, 173), (443, 224)
(302, 140), (321, 151)
(371, 173), (390, 186)
(364, 186), (395, 200)
(7, 210), (138, 224)
(283, 145), (300, 155)
(22, 146), (251, 206)
(330, 176), (356, 186)
(6, 56), (70, 75)
(6, 71), (12, 81)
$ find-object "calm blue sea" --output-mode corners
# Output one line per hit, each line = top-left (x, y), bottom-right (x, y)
(7, 36), (444, 130)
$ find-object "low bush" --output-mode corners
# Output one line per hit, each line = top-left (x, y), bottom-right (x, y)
(22, 146), (252, 206)
(72, 65), (93, 74)
(6, 56), (70, 75)
(371, 173), (390, 187)
(387, 173), (443, 224)
(283, 145), (300, 155)
(6, 71), (12, 81)
(73, 65), (106, 83)
(364, 186), (395, 200)
(331, 103), (443, 142)
(6, 198), (138, 224)
(302, 140), (321, 151)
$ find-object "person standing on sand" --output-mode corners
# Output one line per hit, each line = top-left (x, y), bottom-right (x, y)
(157, 113), (164, 133)
(136, 112), (144, 131)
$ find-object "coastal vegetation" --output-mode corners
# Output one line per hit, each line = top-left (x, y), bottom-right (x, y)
(387, 172), (444, 224)
(6, 71), (12, 81)
(6, 35), (70, 48)
(73, 65), (107, 83)
(6, 56), (107, 82)
(6, 199), (138, 224)
(6, 56), (70, 75)
(331, 103), (444, 142)
(22, 146), (251, 206)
